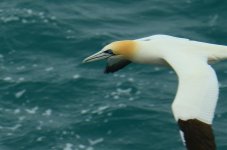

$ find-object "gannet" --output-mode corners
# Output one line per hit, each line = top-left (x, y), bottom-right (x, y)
(83, 34), (227, 150)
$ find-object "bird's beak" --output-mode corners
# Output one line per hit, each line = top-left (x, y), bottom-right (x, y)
(82, 51), (112, 63)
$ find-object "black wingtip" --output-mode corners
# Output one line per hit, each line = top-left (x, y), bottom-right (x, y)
(178, 119), (216, 150)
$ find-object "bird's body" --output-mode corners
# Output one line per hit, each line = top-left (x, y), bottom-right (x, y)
(83, 34), (227, 150)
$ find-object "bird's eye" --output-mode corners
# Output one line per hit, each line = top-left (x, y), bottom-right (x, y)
(104, 49), (114, 55)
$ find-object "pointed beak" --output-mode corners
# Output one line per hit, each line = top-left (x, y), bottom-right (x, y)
(82, 51), (112, 63)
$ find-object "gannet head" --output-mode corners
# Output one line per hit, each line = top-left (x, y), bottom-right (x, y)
(83, 40), (137, 63)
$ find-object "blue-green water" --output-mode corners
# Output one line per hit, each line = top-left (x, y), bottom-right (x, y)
(0, 0), (227, 150)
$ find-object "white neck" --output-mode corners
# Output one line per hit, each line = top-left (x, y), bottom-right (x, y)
(134, 41), (166, 65)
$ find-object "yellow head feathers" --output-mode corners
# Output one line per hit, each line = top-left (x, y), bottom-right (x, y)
(107, 40), (137, 59)
(83, 40), (138, 64)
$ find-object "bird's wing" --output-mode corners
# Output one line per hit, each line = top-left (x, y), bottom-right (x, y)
(136, 36), (155, 41)
(135, 34), (188, 42)
(164, 52), (218, 150)
(137, 34), (227, 62)
(104, 55), (131, 73)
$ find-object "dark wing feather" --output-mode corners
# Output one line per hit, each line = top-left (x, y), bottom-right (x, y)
(178, 119), (216, 150)
(104, 56), (131, 73)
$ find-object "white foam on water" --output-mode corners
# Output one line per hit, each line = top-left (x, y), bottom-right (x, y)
(25, 106), (38, 114)
(42, 109), (52, 116)
(152, 67), (160, 72)
(219, 82), (227, 88)
(78, 144), (85, 149)
(107, 112), (112, 116)
(21, 19), (28, 24)
(113, 74), (119, 77)
(18, 116), (26, 121)
(36, 136), (44, 142)
(129, 97), (134, 101)
(36, 126), (42, 130)
(18, 77), (25, 82)
(43, 19), (49, 23)
(76, 134), (81, 139)
(86, 147), (94, 150)
(32, 64), (38, 67)
(168, 70), (174, 74)
(119, 74), (125, 78)
(116, 88), (132, 95)
(8, 124), (21, 131)
(88, 138), (104, 146)
(38, 12), (44, 17)
(92, 105), (109, 115)
(15, 89), (26, 98)
(110, 87), (133, 100)
(3, 77), (12, 82)
(7, 133), (13, 136)
(26, 9), (33, 15)
(73, 74), (80, 79)
(118, 103), (126, 108)
(62, 131), (67, 135)
(16, 66), (26, 70)
(1, 16), (20, 23)
(81, 109), (89, 114)
(128, 77), (134, 82)
(85, 117), (92, 122)
(113, 95), (119, 100)
(45, 67), (54, 72)
(98, 106), (109, 112)
(50, 16), (56, 20)
(63, 143), (73, 150)
(14, 109), (21, 114)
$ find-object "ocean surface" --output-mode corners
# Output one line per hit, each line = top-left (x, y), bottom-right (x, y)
(0, 0), (227, 150)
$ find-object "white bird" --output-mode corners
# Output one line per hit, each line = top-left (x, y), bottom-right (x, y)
(83, 34), (227, 150)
